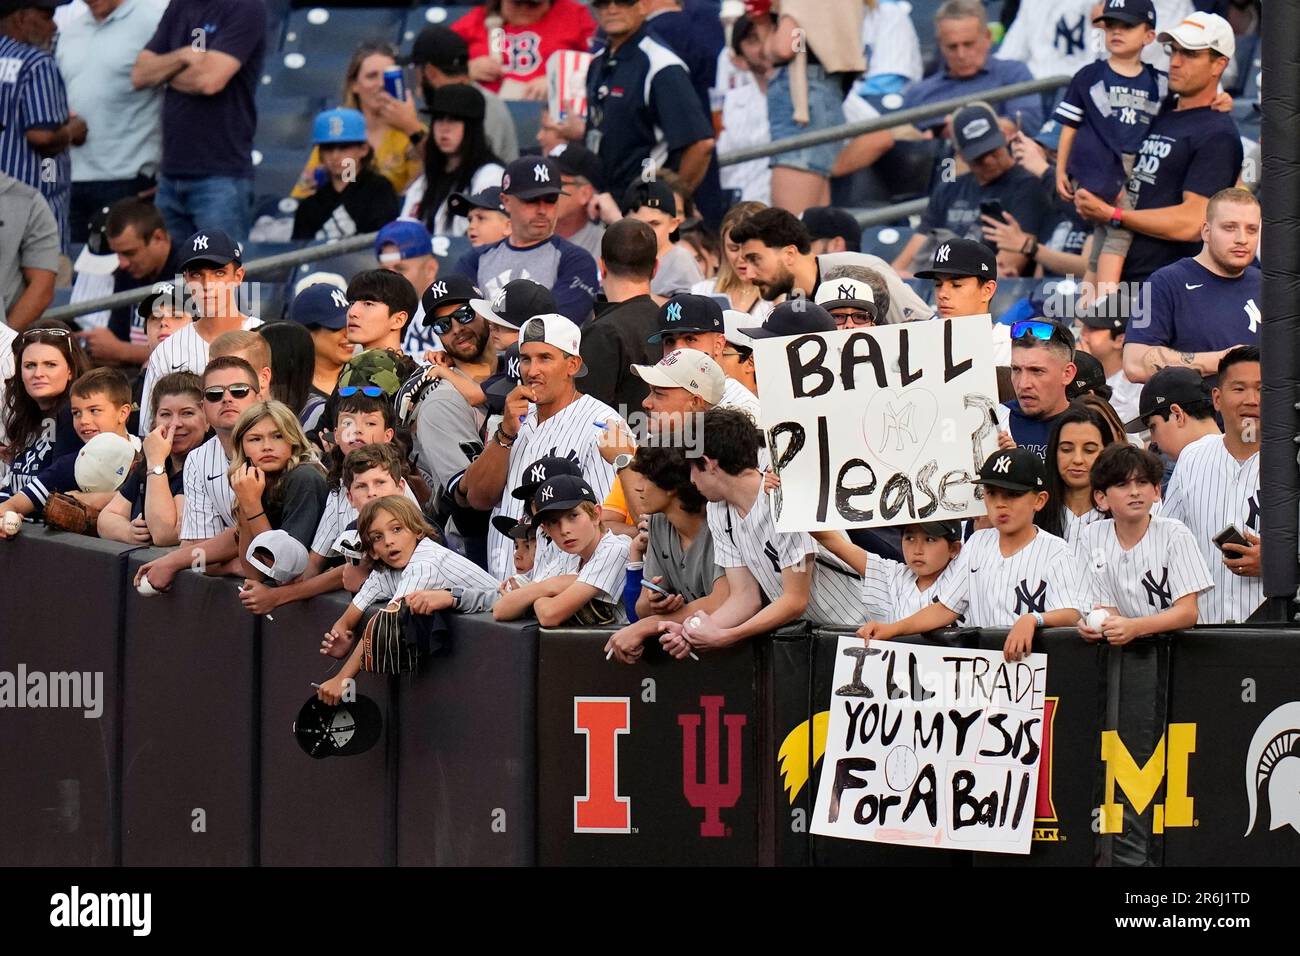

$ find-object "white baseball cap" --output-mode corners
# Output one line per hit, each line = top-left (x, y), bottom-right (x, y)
(631, 348), (724, 405)
(722, 310), (762, 347)
(518, 313), (587, 376)
(1158, 12), (1235, 58)
(74, 433), (136, 493)
(246, 529), (310, 584)
(814, 277), (879, 318)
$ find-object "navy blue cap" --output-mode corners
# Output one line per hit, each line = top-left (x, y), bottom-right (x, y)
(180, 228), (242, 270)
(420, 274), (483, 323)
(511, 455), (583, 500)
(914, 237), (997, 281)
(290, 283), (349, 330)
(501, 156), (563, 200)
(742, 300), (837, 340)
(1094, 0), (1155, 27)
(531, 474), (598, 518)
(647, 293), (724, 344)
(972, 448), (1046, 493)
(447, 185), (503, 219)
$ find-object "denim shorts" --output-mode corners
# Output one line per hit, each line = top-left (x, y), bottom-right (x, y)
(766, 63), (847, 177)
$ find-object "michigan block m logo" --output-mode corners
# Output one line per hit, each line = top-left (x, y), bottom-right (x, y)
(1099, 723), (1196, 834)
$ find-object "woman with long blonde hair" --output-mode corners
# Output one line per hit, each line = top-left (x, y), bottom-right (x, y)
(691, 202), (774, 320)
(228, 401), (329, 581)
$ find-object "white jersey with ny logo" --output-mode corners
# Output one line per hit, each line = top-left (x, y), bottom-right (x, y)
(937, 527), (1082, 628)
(1161, 433), (1262, 624)
(1077, 515), (1214, 621)
(487, 393), (626, 580)
(707, 488), (866, 626)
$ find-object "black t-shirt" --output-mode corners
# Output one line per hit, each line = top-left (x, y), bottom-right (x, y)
(920, 165), (1052, 245)
(578, 294), (661, 413)
(265, 465), (330, 550)
(116, 458), (185, 521)
(1122, 107), (1242, 282)
(292, 170), (401, 241)
(110, 241), (182, 344)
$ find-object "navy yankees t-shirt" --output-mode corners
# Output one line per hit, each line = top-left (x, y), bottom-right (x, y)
(1122, 108), (1242, 283)
(1130, 257), (1261, 385)
(1003, 400), (1065, 461)
(920, 165), (1051, 246)
(454, 235), (598, 326)
(1054, 60), (1166, 199)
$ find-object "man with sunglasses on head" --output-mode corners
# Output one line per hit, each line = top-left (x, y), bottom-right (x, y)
(999, 318), (1078, 460)
(137, 228), (261, 435)
(452, 155), (598, 325)
(134, 354), (262, 592)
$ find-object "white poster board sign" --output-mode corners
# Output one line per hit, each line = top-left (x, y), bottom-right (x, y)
(752, 315), (1000, 532)
(810, 636), (1047, 855)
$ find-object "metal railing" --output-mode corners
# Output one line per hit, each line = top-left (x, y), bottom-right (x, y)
(42, 231), (380, 324)
(717, 74), (1069, 167)
(854, 198), (928, 228)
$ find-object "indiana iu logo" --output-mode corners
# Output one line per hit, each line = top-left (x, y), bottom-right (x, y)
(192, 234), (209, 251)
(574, 697), (631, 832)
(1014, 579), (1047, 614)
(1142, 568), (1173, 609)
(679, 695), (747, 837)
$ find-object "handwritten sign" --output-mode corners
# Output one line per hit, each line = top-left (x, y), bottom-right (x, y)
(810, 637), (1046, 855)
(752, 315), (999, 532)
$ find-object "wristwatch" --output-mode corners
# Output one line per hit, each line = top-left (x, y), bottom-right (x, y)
(409, 129), (426, 147)
(1109, 206), (1124, 228)
(148, 463), (166, 477)
(450, 585), (466, 609)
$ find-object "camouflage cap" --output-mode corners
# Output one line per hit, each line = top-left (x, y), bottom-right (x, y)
(337, 349), (406, 397)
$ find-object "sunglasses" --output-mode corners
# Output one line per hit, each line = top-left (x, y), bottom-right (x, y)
(430, 303), (476, 336)
(592, 0), (638, 7)
(1011, 319), (1072, 346)
(204, 383), (255, 403)
(22, 327), (73, 340)
(339, 384), (385, 398)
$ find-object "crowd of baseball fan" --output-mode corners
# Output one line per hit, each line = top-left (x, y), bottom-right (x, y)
(0, 1), (1267, 699)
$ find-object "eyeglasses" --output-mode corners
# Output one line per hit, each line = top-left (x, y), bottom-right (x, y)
(591, 0), (638, 7)
(833, 311), (876, 328)
(339, 384), (385, 398)
(1011, 319), (1072, 347)
(203, 384), (254, 403)
(430, 303), (476, 336)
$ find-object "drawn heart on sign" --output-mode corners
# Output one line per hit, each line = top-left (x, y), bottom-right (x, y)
(862, 387), (939, 474)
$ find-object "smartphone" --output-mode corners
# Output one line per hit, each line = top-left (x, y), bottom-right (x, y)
(979, 199), (1008, 224)
(1213, 525), (1249, 552)
(318, 428), (335, 447)
(642, 579), (676, 598)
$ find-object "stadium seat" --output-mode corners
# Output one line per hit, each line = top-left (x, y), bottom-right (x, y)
(253, 146), (308, 202)
(872, 138), (943, 201)
(1224, 33), (1259, 97)
(403, 6), (476, 45)
(860, 224), (915, 261)
(903, 277), (935, 306)
(990, 276), (1035, 317)
(282, 7), (406, 58)
(505, 100), (545, 151)
(293, 250), (381, 287)
(831, 167), (893, 207)
(256, 98), (325, 152)
(260, 56), (345, 100)
(251, 281), (290, 323)
(908, 0), (945, 76)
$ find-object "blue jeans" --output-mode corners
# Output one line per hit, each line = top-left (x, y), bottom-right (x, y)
(157, 174), (253, 243)
(767, 63), (847, 177)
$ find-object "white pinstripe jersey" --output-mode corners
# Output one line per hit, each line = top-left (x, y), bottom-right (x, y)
(487, 393), (626, 580)
(310, 483), (421, 558)
(1161, 434), (1263, 624)
(138, 316), (263, 435)
(352, 537), (499, 610)
(1078, 516), (1214, 621)
(1061, 505), (1107, 550)
(529, 534), (581, 581)
(861, 556), (959, 623)
(937, 527), (1083, 627)
(179, 434), (234, 540)
(707, 486), (866, 626)
(576, 530), (631, 605)
(720, 377), (761, 423)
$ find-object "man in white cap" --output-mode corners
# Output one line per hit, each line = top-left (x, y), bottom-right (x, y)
(647, 294), (761, 423)
(461, 312), (636, 580)
(719, 310), (760, 398)
(813, 274), (879, 330)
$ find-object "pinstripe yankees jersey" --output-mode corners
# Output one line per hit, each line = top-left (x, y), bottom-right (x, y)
(936, 527), (1082, 627)
(179, 434), (234, 540)
(0, 36), (71, 242)
(576, 531), (631, 606)
(861, 556), (959, 623)
(1078, 516), (1214, 620)
(1061, 506), (1107, 550)
(720, 377), (760, 423)
(487, 393), (626, 580)
(1160, 434), (1263, 624)
(310, 483), (420, 558)
(352, 537), (499, 610)
(707, 487), (866, 626)
(138, 317), (263, 435)
(530, 534), (580, 581)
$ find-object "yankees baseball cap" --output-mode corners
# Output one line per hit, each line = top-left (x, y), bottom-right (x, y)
(814, 276), (878, 318)
(420, 274), (483, 322)
(74, 433), (136, 493)
(972, 447), (1046, 493)
(289, 282), (349, 331)
(647, 294), (724, 344)
(510, 455), (584, 501)
(407, 24), (469, 72)
(470, 278), (557, 330)
(531, 474), (598, 519)
(375, 219), (434, 263)
(74, 204), (119, 276)
(294, 693), (383, 759)
(491, 513), (536, 540)
(1124, 367), (1209, 433)
(952, 102), (1006, 162)
(1032, 118), (1062, 153)
(631, 348), (725, 405)
(1159, 11), (1234, 57)
(914, 237), (996, 281)
(1078, 289), (1132, 333)
(245, 529), (310, 585)
(447, 185), (503, 219)
(801, 206), (862, 252)
(180, 228), (242, 270)
(136, 281), (194, 322)
(723, 309), (761, 347)
(501, 156), (563, 200)
(914, 520), (962, 541)
(743, 300), (837, 339)
(1068, 350), (1108, 399)
(519, 313), (586, 375)
(551, 142), (605, 191)
(1094, 0), (1155, 27)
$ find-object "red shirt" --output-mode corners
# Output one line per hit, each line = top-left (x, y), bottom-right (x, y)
(451, 0), (596, 92)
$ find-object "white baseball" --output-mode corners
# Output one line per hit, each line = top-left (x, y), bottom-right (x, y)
(1086, 609), (1110, 630)
(2, 512), (21, 535)
(137, 577), (160, 597)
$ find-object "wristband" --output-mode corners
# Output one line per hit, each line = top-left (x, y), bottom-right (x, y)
(494, 427), (514, 448)
(245, 511), (265, 522)
(1022, 236), (1038, 258)
(1032, 612), (1045, 628)
(626, 561), (644, 570)
(1109, 206), (1124, 227)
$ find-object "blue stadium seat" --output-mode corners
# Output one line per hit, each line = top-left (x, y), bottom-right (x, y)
(1224, 33), (1259, 97)
(506, 100), (545, 151)
(903, 277), (935, 306)
(872, 138), (943, 201)
(259, 56), (344, 100)
(402, 6), (476, 45)
(256, 98), (325, 151)
(990, 276), (1035, 317)
(282, 7), (406, 58)
(908, 0), (945, 76)
(861, 224), (915, 261)
(49, 287), (73, 310)
(251, 281), (290, 323)
(253, 146), (308, 202)
(293, 249), (381, 286)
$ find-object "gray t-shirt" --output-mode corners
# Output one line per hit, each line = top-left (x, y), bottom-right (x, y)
(0, 172), (60, 322)
(267, 465), (330, 551)
(643, 513), (723, 603)
(650, 243), (705, 298)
